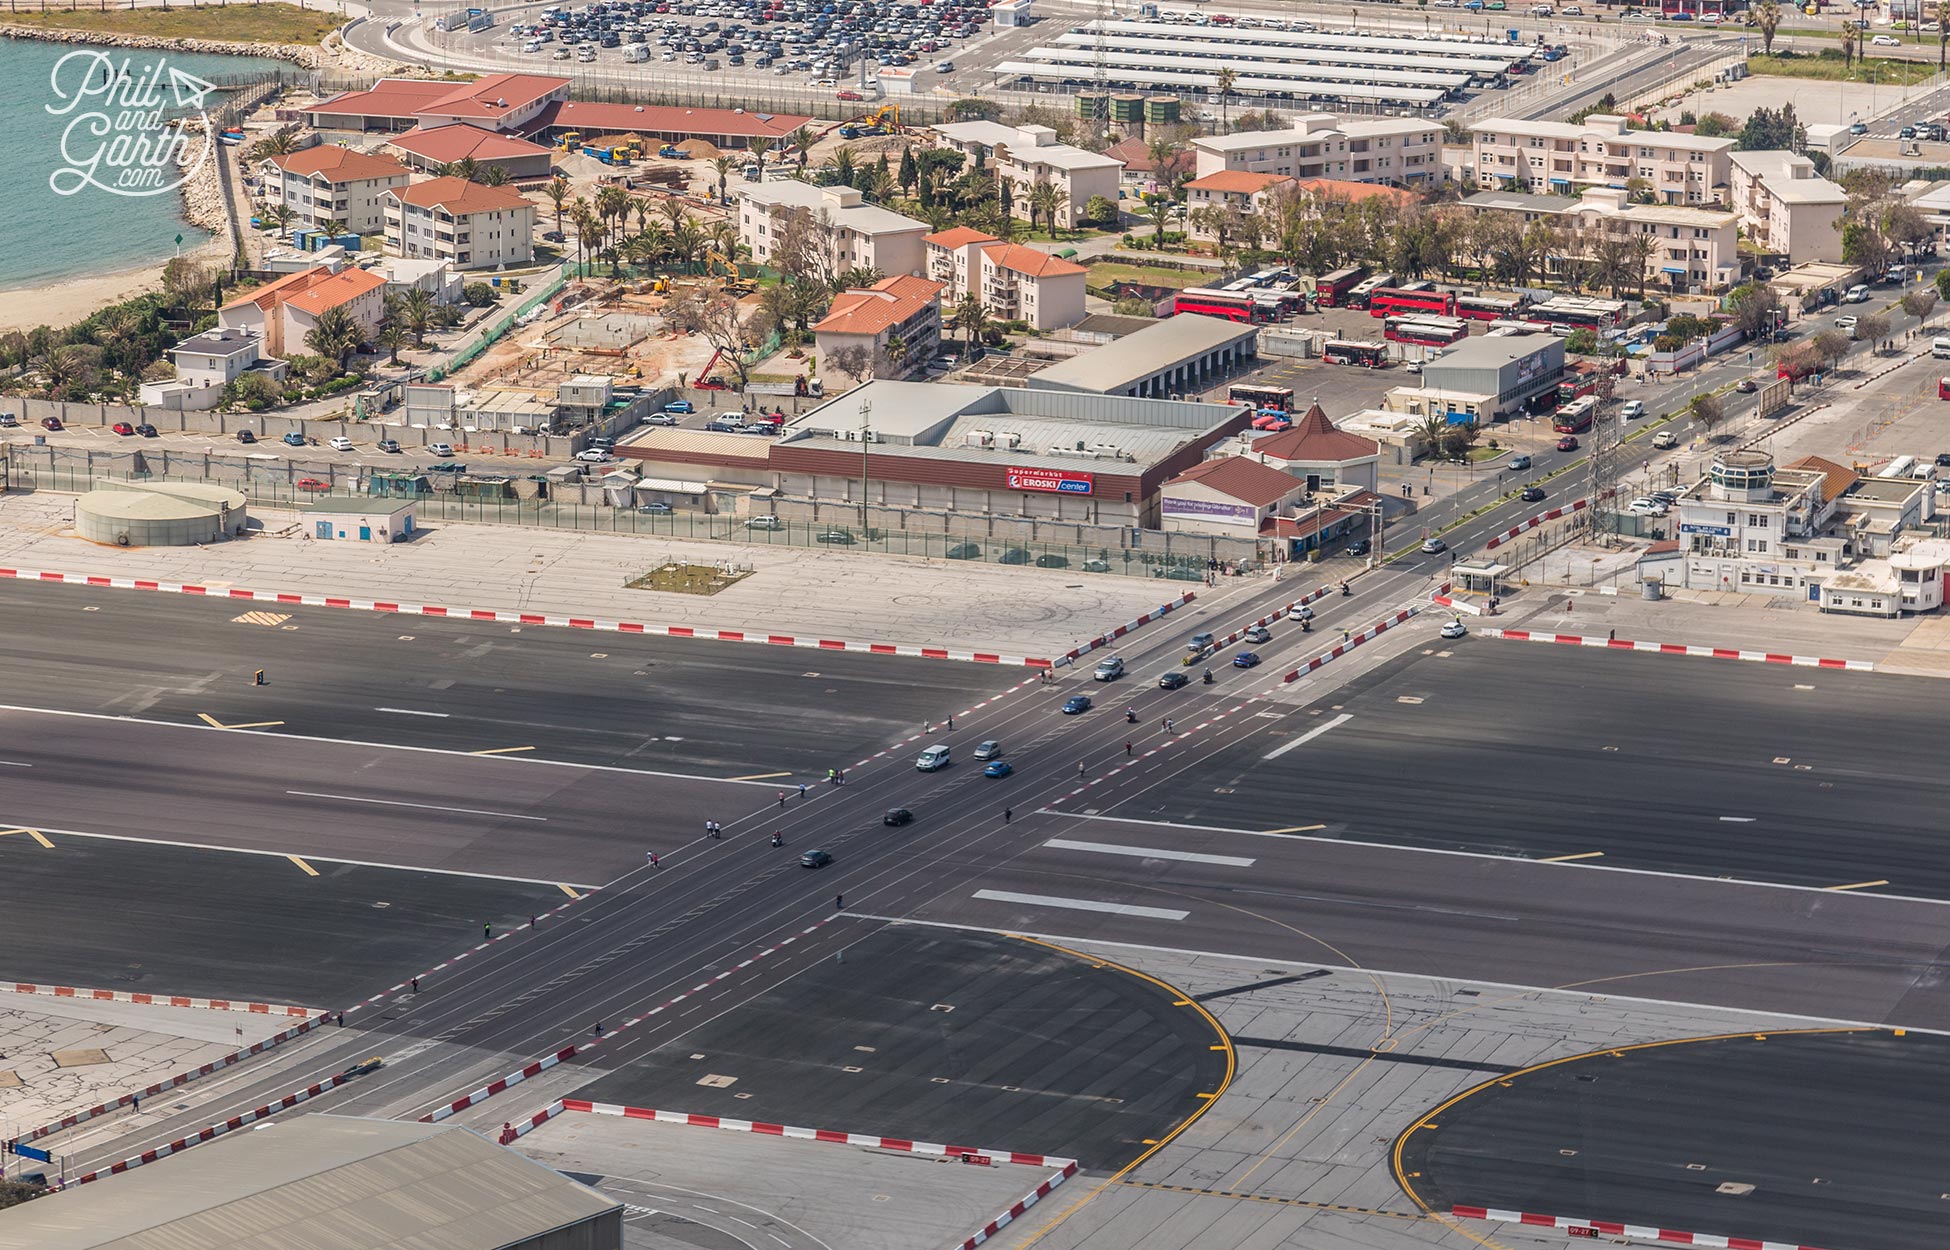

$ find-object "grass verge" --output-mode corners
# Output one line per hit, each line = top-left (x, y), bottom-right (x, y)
(0, 6), (341, 44)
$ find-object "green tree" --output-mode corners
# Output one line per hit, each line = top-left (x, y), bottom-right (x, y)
(953, 292), (990, 360)
(462, 282), (499, 308)
(1841, 19), (1858, 70)
(303, 305), (362, 370)
(1084, 194), (1119, 229)
(1939, 0), (1950, 68)
(898, 145), (918, 195)
(1213, 67), (1238, 133)
(1756, 0), (1781, 55)
(545, 175), (571, 234)
(712, 155), (736, 203)
(1141, 192), (1174, 247)
(746, 136), (774, 181)
(375, 319), (408, 366)
(393, 288), (435, 348)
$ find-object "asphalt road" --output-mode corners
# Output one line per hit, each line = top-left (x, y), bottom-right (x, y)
(0, 577), (1020, 778)
(1398, 1030), (1950, 1250)
(1111, 641), (1950, 898)
(570, 925), (1227, 1167)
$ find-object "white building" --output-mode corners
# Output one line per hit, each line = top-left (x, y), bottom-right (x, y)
(365, 255), (465, 304)
(920, 228), (1088, 330)
(1158, 455), (1312, 537)
(1729, 150), (1848, 265)
(928, 121), (1122, 230)
(1183, 171), (1295, 237)
(1462, 186), (1742, 293)
(1239, 402), (1382, 494)
(812, 274), (945, 380)
(257, 145), (412, 236)
(217, 265), (387, 359)
(1192, 115), (1444, 186)
(138, 327), (287, 410)
(383, 176), (536, 271)
(738, 182), (928, 279)
(1467, 114), (1734, 206)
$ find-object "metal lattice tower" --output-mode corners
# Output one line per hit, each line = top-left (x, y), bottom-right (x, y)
(1586, 375), (1625, 548)
(1092, 0), (1111, 144)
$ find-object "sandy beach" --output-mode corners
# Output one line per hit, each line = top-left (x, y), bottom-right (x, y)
(0, 263), (177, 333)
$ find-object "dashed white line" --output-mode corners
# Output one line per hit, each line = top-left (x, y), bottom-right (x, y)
(972, 889), (1188, 921)
(284, 791), (550, 821)
(375, 707), (451, 718)
(1263, 712), (1353, 761)
(1043, 839), (1255, 868)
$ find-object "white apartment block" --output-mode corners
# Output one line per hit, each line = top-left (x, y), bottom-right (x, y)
(257, 146), (412, 235)
(383, 176), (537, 272)
(1468, 114), (1734, 206)
(921, 229), (1087, 330)
(928, 122), (1122, 230)
(738, 182), (928, 279)
(1466, 187), (1741, 293)
(1192, 114), (1444, 185)
(1729, 150), (1848, 265)
(1184, 171), (1294, 238)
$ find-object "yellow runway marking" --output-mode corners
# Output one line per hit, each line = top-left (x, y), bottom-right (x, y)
(1826, 879), (1889, 891)
(197, 713), (286, 730)
(230, 611), (291, 627)
(0, 828), (53, 849)
(1541, 851), (1605, 862)
(471, 746), (536, 756)
(1117, 1179), (1422, 1221)
(558, 883), (581, 898)
(725, 771), (793, 781)
(287, 855), (319, 877)
(1262, 824), (1327, 834)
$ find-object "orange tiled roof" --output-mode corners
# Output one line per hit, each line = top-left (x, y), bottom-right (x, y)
(387, 123), (553, 165)
(1186, 170), (1293, 195)
(220, 266), (335, 313)
(923, 226), (1000, 249)
(813, 275), (944, 336)
(266, 146), (410, 183)
(388, 176), (533, 215)
(1787, 454), (1860, 505)
(282, 266), (386, 317)
(982, 243), (1086, 279)
(1294, 178), (1419, 206)
(1252, 401), (1379, 465)
(1167, 456), (1303, 508)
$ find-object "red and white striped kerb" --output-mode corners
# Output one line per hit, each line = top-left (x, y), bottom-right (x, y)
(0, 567), (1048, 667)
(1453, 1204), (1831, 1250)
(1206, 587), (1332, 651)
(1481, 628), (1874, 671)
(0, 982), (312, 1018)
(63, 1070), (352, 1187)
(1483, 497), (1590, 550)
(1280, 607), (1417, 683)
(1058, 593), (1197, 664)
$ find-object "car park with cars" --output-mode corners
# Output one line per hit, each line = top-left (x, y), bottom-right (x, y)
(329, 436), (355, 451)
(377, 439), (402, 453)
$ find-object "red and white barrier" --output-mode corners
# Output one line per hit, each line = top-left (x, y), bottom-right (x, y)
(0, 568), (1048, 667)
(498, 1099), (569, 1145)
(1206, 586), (1333, 651)
(1427, 580), (1484, 617)
(960, 1160), (1081, 1250)
(1483, 498), (1590, 551)
(420, 923), (829, 1123)
(1057, 593), (1197, 665)
(1279, 608), (1419, 683)
(63, 1070), (353, 1187)
(19, 1012), (328, 1146)
(1454, 1204), (1826, 1250)
(1481, 628), (1874, 672)
(0, 983), (313, 1018)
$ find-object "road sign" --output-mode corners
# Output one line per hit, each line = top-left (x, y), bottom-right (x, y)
(10, 1142), (50, 1163)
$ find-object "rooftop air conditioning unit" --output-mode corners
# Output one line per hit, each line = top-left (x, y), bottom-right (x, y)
(965, 429), (994, 448)
(1001, 432), (1022, 449)
(1089, 442), (1119, 453)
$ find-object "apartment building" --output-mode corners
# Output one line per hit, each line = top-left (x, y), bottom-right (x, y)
(1192, 115), (1444, 185)
(738, 181), (928, 279)
(1468, 114), (1734, 206)
(921, 229), (1087, 330)
(257, 146), (412, 235)
(928, 122), (1122, 230)
(1183, 171), (1294, 238)
(383, 177), (537, 271)
(1464, 186), (1740, 293)
(812, 274), (945, 380)
(217, 265), (387, 359)
(1729, 150), (1848, 265)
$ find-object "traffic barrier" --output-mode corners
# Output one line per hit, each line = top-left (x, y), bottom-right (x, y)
(1483, 497), (1590, 550)
(0, 983), (312, 1018)
(1055, 592), (1197, 666)
(1278, 607), (1419, 683)
(62, 1069), (353, 1187)
(1453, 1204), (1825, 1250)
(1479, 628), (1874, 671)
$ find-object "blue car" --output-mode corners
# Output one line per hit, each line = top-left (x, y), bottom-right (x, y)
(1508, 454), (1531, 471)
(1062, 695), (1092, 714)
(282, 432), (307, 447)
(984, 761), (1013, 778)
(1233, 651), (1261, 668)
(664, 399), (695, 414)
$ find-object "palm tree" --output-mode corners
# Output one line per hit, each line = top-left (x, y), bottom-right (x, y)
(451, 156), (480, 184)
(634, 219), (671, 273)
(1937, 0), (1950, 68)
(633, 197), (653, 236)
(881, 330), (908, 375)
(1755, 0), (1781, 56)
(545, 175), (571, 234)
(375, 320), (409, 366)
(711, 156), (736, 203)
(246, 125), (302, 164)
(954, 293), (989, 360)
(658, 196), (688, 233)
(478, 165), (509, 187)
(709, 220), (740, 262)
(786, 124), (817, 174)
(1142, 193), (1174, 247)
(829, 146), (858, 187)
(318, 218), (348, 240)
(1213, 67), (1238, 133)
(261, 202), (296, 238)
(671, 219), (707, 273)
(746, 135), (774, 181)
(1841, 19), (1858, 69)
(597, 185), (632, 240)
(304, 305), (362, 371)
(393, 289), (435, 349)
(1029, 182), (1069, 238)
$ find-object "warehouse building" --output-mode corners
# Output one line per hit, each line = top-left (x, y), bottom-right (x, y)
(1026, 315), (1259, 399)
(1410, 334), (1564, 421)
(0, 1115), (622, 1250)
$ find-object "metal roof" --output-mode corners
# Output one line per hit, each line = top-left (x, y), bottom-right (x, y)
(0, 1115), (620, 1250)
(1026, 315), (1259, 394)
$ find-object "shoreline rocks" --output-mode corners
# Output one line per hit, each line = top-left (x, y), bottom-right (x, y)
(0, 22), (325, 69)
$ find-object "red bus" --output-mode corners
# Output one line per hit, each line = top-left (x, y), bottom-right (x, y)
(1323, 340), (1390, 368)
(1369, 287), (1460, 318)
(1557, 365), (1603, 404)
(1527, 296), (1627, 333)
(1456, 293), (1531, 322)
(1552, 396), (1598, 434)
(1173, 288), (1275, 323)
(1314, 266), (1367, 308)
(1229, 384), (1295, 411)
(1384, 316), (1469, 347)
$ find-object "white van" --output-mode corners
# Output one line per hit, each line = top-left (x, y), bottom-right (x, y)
(522, 37), (543, 53)
(622, 41), (650, 62)
(916, 744), (951, 772)
(1932, 336), (1950, 359)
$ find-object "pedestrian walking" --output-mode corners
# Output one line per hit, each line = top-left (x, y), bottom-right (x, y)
(1004, 807), (1013, 824)
(131, 1093), (139, 1112)
(1165, 718), (1175, 734)
(798, 783), (807, 798)
(412, 977), (419, 993)
(337, 1012), (345, 1027)
(648, 851), (660, 868)
(1608, 628), (1616, 642)
(779, 791), (787, 808)
(484, 923), (491, 940)
(593, 1021), (604, 1036)
(1077, 761), (1086, 778)
(835, 893), (844, 910)
(946, 714), (953, 730)
(1126, 741), (1133, 756)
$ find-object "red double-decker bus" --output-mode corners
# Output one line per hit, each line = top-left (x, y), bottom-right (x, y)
(1172, 288), (1275, 323)
(1323, 340), (1390, 368)
(1369, 287), (1459, 318)
(1456, 293), (1530, 322)
(1313, 266), (1368, 308)
(1384, 316), (1469, 347)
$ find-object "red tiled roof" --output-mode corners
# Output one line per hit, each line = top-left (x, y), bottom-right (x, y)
(924, 226), (1000, 249)
(1103, 137), (1193, 177)
(982, 243), (1086, 279)
(1252, 402), (1379, 465)
(1293, 178), (1419, 206)
(220, 266), (335, 313)
(1266, 506), (1352, 539)
(1186, 170), (1293, 195)
(387, 123), (553, 165)
(526, 100), (812, 140)
(283, 267), (386, 317)
(1787, 454), (1860, 505)
(420, 74), (570, 120)
(309, 79), (460, 121)
(1166, 456), (1302, 508)
(387, 176), (533, 215)
(265, 145), (410, 183)
(813, 275), (944, 336)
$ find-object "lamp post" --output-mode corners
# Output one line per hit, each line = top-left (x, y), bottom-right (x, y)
(858, 398), (872, 529)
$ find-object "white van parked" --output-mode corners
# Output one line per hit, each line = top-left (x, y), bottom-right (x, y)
(1932, 336), (1950, 359)
(622, 41), (650, 61)
(522, 37), (543, 53)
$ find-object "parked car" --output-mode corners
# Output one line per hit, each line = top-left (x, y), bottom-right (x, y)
(746, 514), (784, 530)
(328, 436), (355, 451)
(134, 423), (157, 437)
(296, 478), (330, 492)
(41, 417), (62, 431)
(235, 428), (255, 443)
(429, 442), (456, 456)
(814, 529), (856, 544)
(377, 439), (402, 453)
(638, 501), (674, 515)
(282, 432), (307, 447)
(1627, 497), (1668, 516)
(111, 421), (135, 436)
(1843, 284), (1871, 303)
(664, 399), (695, 414)
(573, 448), (614, 463)
(945, 542), (982, 559)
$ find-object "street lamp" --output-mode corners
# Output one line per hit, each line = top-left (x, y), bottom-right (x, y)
(858, 398), (872, 529)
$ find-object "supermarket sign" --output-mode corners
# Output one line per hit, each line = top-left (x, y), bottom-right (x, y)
(1007, 466), (1094, 495)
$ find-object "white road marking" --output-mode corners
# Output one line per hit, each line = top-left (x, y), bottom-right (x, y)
(1043, 838), (1254, 868)
(1262, 712), (1353, 761)
(284, 791), (550, 821)
(0, 761), (31, 768)
(376, 707), (451, 718)
(1719, 816), (1756, 823)
(972, 889), (1188, 921)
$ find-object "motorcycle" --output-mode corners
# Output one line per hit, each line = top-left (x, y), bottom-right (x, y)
(1125, 709), (1138, 724)
(771, 832), (784, 847)
(1202, 669), (1213, 685)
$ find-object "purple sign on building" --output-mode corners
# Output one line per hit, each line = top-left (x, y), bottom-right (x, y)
(1161, 495), (1258, 524)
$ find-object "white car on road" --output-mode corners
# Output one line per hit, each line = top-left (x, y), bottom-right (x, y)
(1872, 33), (1902, 45)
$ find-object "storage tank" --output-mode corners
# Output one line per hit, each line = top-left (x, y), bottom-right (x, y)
(75, 480), (248, 546)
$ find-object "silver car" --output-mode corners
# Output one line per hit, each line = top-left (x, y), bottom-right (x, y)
(1093, 656), (1125, 681)
(973, 739), (1003, 761)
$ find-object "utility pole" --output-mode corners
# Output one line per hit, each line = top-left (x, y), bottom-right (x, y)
(1587, 370), (1624, 548)
(1368, 497), (1385, 569)
(858, 398), (872, 530)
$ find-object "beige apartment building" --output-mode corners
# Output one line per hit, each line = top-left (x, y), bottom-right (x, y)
(738, 181), (928, 279)
(257, 146), (412, 235)
(921, 229), (1087, 330)
(928, 122), (1122, 230)
(383, 177), (536, 271)
(1191, 115), (1444, 185)
(1184, 171), (1295, 238)
(1729, 151), (1848, 264)
(1468, 114), (1734, 206)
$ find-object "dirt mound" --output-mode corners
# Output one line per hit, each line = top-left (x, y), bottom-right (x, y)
(677, 138), (721, 159)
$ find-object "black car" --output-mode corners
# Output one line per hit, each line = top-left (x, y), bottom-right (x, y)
(883, 807), (913, 826)
(800, 849), (834, 868)
(1937, 453), (1950, 468)
(236, 429), (256, 444)
(1520, 486), (1546, 502)
(1159, 671), (1189, 690)
(814, 530), (856, 544)
(134, 423), (157, 437)
(1736, 378), (1759, 393)
(945, 542), (981, 559)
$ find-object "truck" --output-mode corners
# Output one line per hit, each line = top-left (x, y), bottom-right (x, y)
(622, 41), (650, 61)
(658, 144), (688, 158)
(745, 377), (824, 398)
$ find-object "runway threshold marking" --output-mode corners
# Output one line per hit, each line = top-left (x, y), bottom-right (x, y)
(1115, 1179), (1422, 1221)
(470, 746), (535, 756)
(1042, 839), (1256, 868)
(196, 713), (286, 730)
(284, 791), (550, 821)
(1827, 880), (1890, 891)
(1540, 851), (1605, 862)
(0, 828), (53, 849)
(972, 890), (1188, 921)
(725, 771), (793, 782)
(287, 854), (319, 877)
(1263, 712), (1352, 761)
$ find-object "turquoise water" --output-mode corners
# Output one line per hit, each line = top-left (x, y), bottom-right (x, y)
(0, 38), (281, 291)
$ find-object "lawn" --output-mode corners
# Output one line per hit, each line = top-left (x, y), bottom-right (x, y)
(1746, 50), (1938, 85)
(1084, 261), (1205, 291)
(0, 5), (342, 44)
